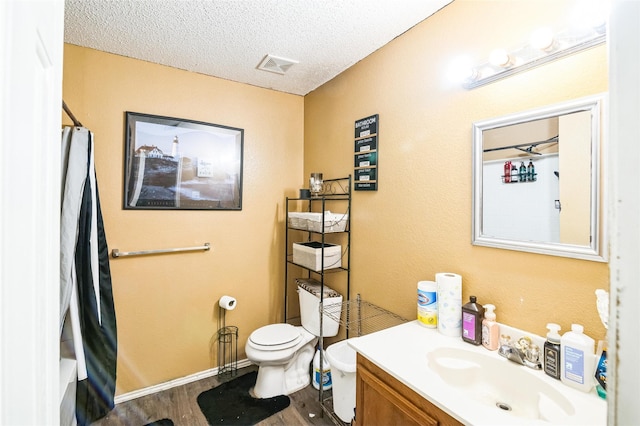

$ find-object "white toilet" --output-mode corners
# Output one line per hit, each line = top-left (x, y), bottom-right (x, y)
(245, 280), (342, 398)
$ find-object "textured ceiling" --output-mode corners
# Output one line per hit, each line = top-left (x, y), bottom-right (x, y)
(64, 0), (452, 96)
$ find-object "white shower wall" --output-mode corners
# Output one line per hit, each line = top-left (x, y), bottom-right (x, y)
(482, 155), (559, 243)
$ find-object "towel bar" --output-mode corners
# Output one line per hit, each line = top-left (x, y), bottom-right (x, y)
(111, 243), (211, 258)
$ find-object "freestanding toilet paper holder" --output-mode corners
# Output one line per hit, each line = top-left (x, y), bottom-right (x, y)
(217, 303), (238, 378)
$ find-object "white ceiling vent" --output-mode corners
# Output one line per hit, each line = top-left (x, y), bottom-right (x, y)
(257, 54), (298, 75)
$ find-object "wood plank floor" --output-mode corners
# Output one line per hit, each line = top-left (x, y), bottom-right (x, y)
(91, 366), (343, 426)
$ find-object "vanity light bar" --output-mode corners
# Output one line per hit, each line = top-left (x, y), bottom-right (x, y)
(463, 25), (606, 90)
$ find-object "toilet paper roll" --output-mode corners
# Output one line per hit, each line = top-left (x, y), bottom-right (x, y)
(436, 273), (462, 337)
(219, 295), (237, 310)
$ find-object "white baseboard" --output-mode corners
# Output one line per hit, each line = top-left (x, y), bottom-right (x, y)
(114, 358), (254, 404)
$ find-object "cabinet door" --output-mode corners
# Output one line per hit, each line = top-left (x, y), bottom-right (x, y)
(355, 354), (462, 426)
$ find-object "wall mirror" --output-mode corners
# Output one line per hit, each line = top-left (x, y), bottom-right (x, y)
(472, 94), (607, 262)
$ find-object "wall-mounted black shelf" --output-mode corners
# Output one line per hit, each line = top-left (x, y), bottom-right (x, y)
(501, 173), (537, 184)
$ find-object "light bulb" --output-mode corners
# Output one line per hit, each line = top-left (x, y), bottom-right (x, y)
(571, 0), (609, 32)
(489, 49), (512, 67)
(530, 27), (555, 51)
(448, 55), (477, 84)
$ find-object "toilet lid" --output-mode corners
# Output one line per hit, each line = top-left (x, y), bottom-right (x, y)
(250, 324), (301, 348)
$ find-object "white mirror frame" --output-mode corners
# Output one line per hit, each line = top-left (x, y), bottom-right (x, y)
(472, 94), (607, 262)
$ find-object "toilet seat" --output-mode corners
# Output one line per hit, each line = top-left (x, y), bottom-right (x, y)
(249, 324), (302, 351)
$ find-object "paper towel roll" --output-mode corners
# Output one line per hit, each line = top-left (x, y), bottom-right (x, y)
(436, 273), (462, 337)
(219, 295), (237, 310)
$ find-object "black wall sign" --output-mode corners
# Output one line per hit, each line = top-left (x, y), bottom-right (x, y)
(355, 136), (377, 152)
(355, 115), (378, 138)
(354, 152), (377, 168)
(355, 167), (377, 181)
(354, 114), (378, 191)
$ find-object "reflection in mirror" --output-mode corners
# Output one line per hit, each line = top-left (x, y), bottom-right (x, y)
(472, 94), (606, 262)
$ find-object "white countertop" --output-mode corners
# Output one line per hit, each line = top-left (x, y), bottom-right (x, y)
(348, 321), (607, 426)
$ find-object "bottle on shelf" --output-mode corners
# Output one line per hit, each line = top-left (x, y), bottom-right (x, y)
(519, 162), (527, 182)
(510, 163), (518, 183)
(504, 161), (511, 183)
(527, 160), (535, 181)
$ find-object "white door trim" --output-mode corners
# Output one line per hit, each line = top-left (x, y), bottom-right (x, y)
(0, 0), (64, 423)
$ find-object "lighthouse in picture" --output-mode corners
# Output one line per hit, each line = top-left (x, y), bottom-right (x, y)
(171, 135), (180, 158)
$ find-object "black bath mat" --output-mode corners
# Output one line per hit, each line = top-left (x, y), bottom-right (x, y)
(197, 371), (290, 425)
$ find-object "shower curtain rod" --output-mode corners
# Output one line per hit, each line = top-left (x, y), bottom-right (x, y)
(483, 135), (558, 154)
(62, 100), (83, 127)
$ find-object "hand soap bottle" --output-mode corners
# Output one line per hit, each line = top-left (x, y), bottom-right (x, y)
(462, 296), (484, 345)
(544, 323), (561, 380)
(560, 324), (595, 392)
(481, 304), (499, 350)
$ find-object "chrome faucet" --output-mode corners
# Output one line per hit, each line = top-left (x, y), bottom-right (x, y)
(498, 342), (526, 365)
(498, 335), (542, 369)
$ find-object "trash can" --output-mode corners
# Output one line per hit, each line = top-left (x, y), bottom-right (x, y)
(325, 339), (357, 423)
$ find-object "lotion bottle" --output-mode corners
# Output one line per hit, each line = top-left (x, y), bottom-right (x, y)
(462, 296), (484, 345)
(560, 324), (595, 392)
(544, 323), (562, 380)
(481, 304), (499, 350)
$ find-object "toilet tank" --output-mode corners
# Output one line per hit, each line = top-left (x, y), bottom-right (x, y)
(297, 278), (342, 337)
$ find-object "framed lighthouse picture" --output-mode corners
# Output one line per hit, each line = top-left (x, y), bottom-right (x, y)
(123, 112), (244, 210)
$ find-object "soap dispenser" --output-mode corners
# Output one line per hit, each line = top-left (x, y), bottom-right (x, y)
(560, 324), (595, 392)
(462, 296), (484, 345)
(544, 323), (562, 380)
(481, 304), (499, 350)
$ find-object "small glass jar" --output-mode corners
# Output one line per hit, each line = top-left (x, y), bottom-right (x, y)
(310, 173), (323, 196)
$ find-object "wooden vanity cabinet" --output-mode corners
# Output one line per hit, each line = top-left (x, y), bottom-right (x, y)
(355, 354), (462, 426)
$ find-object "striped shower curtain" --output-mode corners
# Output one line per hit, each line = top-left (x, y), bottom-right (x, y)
(61, 126), (117, 425)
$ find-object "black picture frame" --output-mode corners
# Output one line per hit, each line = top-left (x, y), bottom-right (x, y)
(123, 112), (244, 210)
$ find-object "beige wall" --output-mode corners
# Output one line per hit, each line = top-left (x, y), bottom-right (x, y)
(304, 0), (608, 339)
(63, 44), (304, 395)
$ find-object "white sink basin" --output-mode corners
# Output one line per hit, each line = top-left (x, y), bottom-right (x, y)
(427, 347), (576, 423)
(349, 321), (606, 425)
